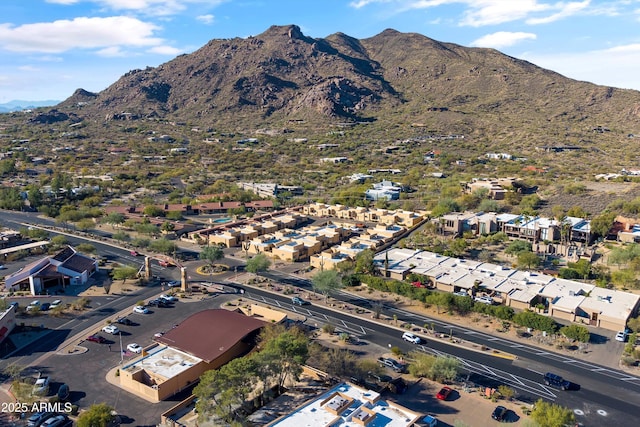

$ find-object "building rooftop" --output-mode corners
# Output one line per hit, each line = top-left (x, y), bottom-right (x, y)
(123, 345), (202, 380)
(155, 309), (265, 363)
(267, 382), (419, 427)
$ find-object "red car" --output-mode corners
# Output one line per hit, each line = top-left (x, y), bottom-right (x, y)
(436, 386), (453, 401)
(87, 334), (106, 344)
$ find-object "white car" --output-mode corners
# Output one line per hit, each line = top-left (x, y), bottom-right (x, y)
(154, 331), (165, 338)
(167, 280), (181, 288)
(50, 299), (62, 309)
(615, 330), (629, 342)
(402, 332), (422, 344)
(474, 295), (494, 305)
(26, 300), (41, 311)
(133, 306), (149, 314)
(102, 325), (120, 335)
(159, 294), (177, 302)
(127, 343), (142, 354)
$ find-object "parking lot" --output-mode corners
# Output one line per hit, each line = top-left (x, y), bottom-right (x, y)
(6, 292), (238, 426)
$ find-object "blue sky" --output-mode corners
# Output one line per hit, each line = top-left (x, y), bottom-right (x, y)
(1, 0), (639, 103)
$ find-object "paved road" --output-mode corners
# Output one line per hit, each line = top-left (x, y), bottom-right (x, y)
(250, 272), (640, 427)
(2, 209), (640, 426)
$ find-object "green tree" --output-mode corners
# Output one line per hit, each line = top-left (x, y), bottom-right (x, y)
(112, 231), (130, 242)
(200, 245), (224, 267)
(246, 253), (271, 273)
(627, 315), (640, 333)
(111, 265), (139, 283)
(50, 235), (69, 248)
(311, 270), (343, 302)
(530, 399), (575, 427)
(354, 249), (376, 275)
(517, 250), (540, 270)
(102, 212), (125, 227)
(193, 357), (258, 423)
(568, 259), (591, 279)
(590, 211), (616, 238)
(505, 240), (532, 256)
(148, 238), (178, 255)
(449, 238), (468, 256)
(142, 205), (165, 217)
(76, 218), (95, 232)
(255, 327), (309, 393)
(559, 324), (590, 342)
(76, 243), (96, 254)
(76, 403), (115, 427)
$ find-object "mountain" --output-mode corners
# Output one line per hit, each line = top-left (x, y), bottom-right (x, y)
(51, 25), (639, 142)
(0, 99), (60, 112)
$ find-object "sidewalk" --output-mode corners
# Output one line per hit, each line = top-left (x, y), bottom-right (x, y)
(237, 275), (629, 372)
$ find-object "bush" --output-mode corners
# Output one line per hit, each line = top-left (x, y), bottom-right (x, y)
(559, 324), (590, 343)
(513, 310), (558, 333)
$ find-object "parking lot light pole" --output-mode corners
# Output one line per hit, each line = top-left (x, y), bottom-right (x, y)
(119, 332), (123, 364)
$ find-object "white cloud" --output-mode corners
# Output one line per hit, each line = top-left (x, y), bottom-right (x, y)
(526, 1), (590, 24)
(148, 45), (183, 55)
(522, 43), (640, 90)
(471, 31), (537, 49)
(0, 16), (163, 53)
(96, 46), (127, 57)
(349, 0), (594, 27)
(47, 0), (228, 16)
(196, 14), (215, 24)
(18, 65), (40, 72)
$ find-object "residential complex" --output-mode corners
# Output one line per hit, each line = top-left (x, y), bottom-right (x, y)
(376, 248), (640, 332)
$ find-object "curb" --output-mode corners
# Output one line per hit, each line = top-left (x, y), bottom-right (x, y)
(234, 279), (519, 361)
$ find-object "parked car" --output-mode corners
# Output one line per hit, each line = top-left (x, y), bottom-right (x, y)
(57, 383), (70, 400)
(87, 334), (106, 343)
(102, 325), (120, 334)
(26, 300), (41, 311)
(378, 357), (405, 373)
(615, 330), (629, 342)
(49, 299), (62, 309)
(543, 372), (571, 390)
(32, 374), (50, 396)
(491, 405), (508, 421)
(9, 301), (19, 311)
(402, 332), (422, 344)
(291, 296), (310, 306)
(148, 298), (170, 308)
(116, 317), (134, 325)
(27, 411), (54, 427)
(133, 306), (149, 314)
(0, 264), (6, 270)
(453, 291), (469, 297)
(127, 343), (143, 354)
(436, 386), (453, 401)
(167, 280), (181, 288)
(40, 303), (50, 311)
(160, 294), (178, 302)
(41, 414), (68, 427)
(422, 415), (439, 427)
(474, 295), (494, 305)
(154, 331), (165, 338)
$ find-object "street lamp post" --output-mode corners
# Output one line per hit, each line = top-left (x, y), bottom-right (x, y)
(119, 331), (123, 364)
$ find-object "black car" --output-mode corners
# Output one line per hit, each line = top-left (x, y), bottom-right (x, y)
(543, 372), (571, 390)
(116, 317), (134, 325)
(491, 405), (507, 422)
(148, 299), (171, 308)
(27, 411), (54, 427)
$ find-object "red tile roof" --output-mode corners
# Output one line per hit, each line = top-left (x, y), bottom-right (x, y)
(155, 309), (265, 362)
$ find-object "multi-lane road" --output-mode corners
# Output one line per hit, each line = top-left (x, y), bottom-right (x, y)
(1, 210), (640, 426)
(252, 270), (640, 427)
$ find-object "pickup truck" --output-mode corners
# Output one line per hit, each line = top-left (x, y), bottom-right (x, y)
(32, 373), (50, 396)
